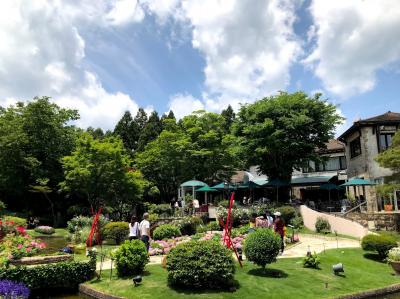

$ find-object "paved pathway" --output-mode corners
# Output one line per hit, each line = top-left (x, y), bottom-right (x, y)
(95, 234), (361, 271)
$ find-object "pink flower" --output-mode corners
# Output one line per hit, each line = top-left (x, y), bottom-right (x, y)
(17, 244), (23, 249)
(26, 247), (31, 252)
(39, 242), (46, 249)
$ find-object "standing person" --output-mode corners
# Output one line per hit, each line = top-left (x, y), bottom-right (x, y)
(273, 212), (285, 253)
(265, 210), (274, 228)
(129, 216), (139, 241)
(139, 213), (150, 251)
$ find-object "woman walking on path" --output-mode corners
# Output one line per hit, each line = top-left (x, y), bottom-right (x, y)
(129, 216), (139, 241)
(273, 211), (285, 253)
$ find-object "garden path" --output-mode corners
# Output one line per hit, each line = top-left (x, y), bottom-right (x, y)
(95, 234), (361, 271)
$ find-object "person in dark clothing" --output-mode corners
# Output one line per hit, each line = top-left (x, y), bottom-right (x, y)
(273, 211), (285, 252)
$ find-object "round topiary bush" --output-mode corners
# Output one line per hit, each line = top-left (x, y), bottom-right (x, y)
(244, 229), (281, 269)
(361, 234), (397, 259)
(103, 222), (128, 245)
(166, 240), (235, 289)
(315, 217), (331, 233)
(34, 226), (55, 235)
(114, 240), (149, 277)
(153, 224), (181, 240)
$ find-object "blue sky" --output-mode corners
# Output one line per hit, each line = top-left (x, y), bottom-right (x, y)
(0, 0), (399, 133)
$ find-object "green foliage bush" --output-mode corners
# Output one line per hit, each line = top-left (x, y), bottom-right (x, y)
(153, 224), (181, 240)
(275, 206), (297, 225)
(0, 253), (96, 290)
(103, 222), (129, 245)
(303, 252), (320, 269)
(216, 207), (246, 227)
(219, 200), (237, 209)
(167, 240), (235, 289)
(114, 240), (149, 277)
(153, 204), (173, 217)
(174, 216), (203, 236)
(290, 216), (303, 229)
(244, 229), (281, 269)
(207, 221), (221, 231)
(361, 234), (397, 258)
(67, 215), (109, 234)
(315, 217), (331, 233)
(3, 216), (27, 228)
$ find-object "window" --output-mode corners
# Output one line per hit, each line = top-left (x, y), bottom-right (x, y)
(301, 156), (346, 173)
(379, 133), (394, 151)
(350, 137), (361, 158)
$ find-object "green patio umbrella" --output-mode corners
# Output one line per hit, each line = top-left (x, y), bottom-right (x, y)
(238, 181), (261, 189)
(197, 185), (218, 204)
(263, 179), (290, 203)
(340, 178), (376, 206)
(180, 180), (207, 201)
(211, 182), (236, 190)
(320, 183), (338, 205)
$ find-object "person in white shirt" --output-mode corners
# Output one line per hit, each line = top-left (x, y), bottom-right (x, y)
(129, 216), (139, 241)
(139, 213), (150, 251)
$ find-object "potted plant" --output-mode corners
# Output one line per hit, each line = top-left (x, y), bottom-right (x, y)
(384, 198), (393, 211)
(388, 247), (400, 274)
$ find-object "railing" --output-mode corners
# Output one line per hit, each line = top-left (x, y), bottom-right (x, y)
(343, 201), (367, 216)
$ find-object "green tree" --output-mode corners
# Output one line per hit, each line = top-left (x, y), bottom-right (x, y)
(86, 127), (105, 139)
(376, 130), (400, 182)
(221, 105), (235, 133)
(0, 97), (78, 215)
(137, 111), (162, 152)
(60, 133), (145, 213)
(114, 111), (137, 152)
(234, 92), (342, 182)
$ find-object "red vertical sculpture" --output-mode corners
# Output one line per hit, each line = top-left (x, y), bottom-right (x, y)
(87, 208), (102, 248)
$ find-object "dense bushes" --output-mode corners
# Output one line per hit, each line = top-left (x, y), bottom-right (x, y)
(361, 234), (397, 258)
(167, 240), (235, 289)
(67, 215), (109, 244)
(207, 221), (222, 231)
(174, 216), (203, 236)
(303, 252), (320, 269)
(153, 224), (181, 240)
(103, 222), (129, 245)
(34, 226), (55, 235)
(2, 216), (27, 228)
(275, 206), (297, 225)
(0, 253), (96, 290)
(290, 216), (303, 229)
(244, 229), (281, 269)
(114, 240), (149, 277)
(315, 217), (331, 233)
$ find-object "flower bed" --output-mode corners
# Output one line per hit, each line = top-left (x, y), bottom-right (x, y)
(0, 280), (30, 299)
(34, 225), (55, 235)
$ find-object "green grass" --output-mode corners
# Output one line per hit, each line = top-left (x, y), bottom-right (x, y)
(85, 248), (400, 299)
(297, 227), (360, 240)
(27, 228), (69, 238)
(377, 231), (400, 242)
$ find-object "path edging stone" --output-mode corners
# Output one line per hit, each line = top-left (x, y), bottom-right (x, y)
(336, 283), (400, 299)
(79, 284), (126, 299)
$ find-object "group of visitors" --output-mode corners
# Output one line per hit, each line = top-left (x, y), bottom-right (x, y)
(249, 210), (285, 253)
(27, 216), (39, 229)
(128, 213), (150, 251)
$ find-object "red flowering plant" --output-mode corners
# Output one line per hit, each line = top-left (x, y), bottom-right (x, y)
(0, 218), (25, 239)
(0, 233), (46, 262)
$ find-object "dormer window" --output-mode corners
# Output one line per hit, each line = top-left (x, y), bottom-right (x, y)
(350, 137), (361, 158)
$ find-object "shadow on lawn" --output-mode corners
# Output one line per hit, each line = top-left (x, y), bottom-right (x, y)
(363, 253), (386, 263)
(247, 268), (288, 278)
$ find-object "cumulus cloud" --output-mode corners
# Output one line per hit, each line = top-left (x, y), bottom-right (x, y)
(168, 93), (205, 119)
(0, 0), (143, 130)
(304, 0), (400, 97)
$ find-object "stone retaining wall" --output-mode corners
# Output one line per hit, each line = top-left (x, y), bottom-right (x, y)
(9, 254), (72, 266)
(345, 212), (400, 231)
(300, 205), (369, 239)
(79, 284), (125, 299)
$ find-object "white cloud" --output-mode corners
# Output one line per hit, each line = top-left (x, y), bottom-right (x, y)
(304, 0), (400, 97)
(168, 93), (205, 119)
(0, 0), (142, 130)
(106, 0), (145, 26)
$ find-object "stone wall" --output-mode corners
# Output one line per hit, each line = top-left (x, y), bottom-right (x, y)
(300, 205), (369, 239)
(345, 212), (400, 231)
(9, 254), (72, 266)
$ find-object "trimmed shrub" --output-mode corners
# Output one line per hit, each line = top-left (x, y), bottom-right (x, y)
(3, 216), (27, 228)
(103, 222), (129, 245)
(153, 224), (181, 240)
(34, 226), (55, 235)
(244, 229), (281, 269)
(275, 206), (297, 225)
(315, 217), (331, 233)
(0, 252), (96, 290)
(361, 234), (397, 258)
(290, 216), (303, 229)
(174, 216), (203, 236)
(167, 240), (235, 289)
(303, 252), (320, 269)
(153, 204), (173, 217)
(207, 221), (221, 231)
(114, 240), (149, 277)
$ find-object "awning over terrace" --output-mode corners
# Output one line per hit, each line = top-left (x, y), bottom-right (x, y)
(291, 175), (335, 186)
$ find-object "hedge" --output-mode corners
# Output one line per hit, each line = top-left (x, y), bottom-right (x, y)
(103, 222), (129, 245)
(0, 252), (96, 290)
(153, 224), (181, 240)
(361, 234), (397, 259)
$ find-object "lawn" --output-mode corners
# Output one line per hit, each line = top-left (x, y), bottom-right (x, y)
(85, 248), (400, 299)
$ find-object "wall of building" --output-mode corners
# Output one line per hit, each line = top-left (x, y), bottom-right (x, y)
(300, 205), (369, 238)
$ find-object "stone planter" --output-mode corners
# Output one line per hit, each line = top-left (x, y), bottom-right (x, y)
(390, 261), (400, 275)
